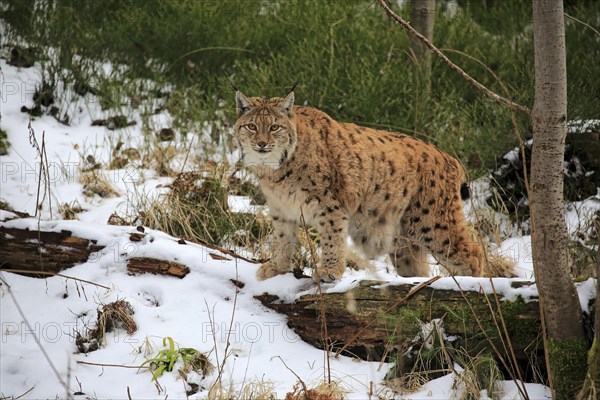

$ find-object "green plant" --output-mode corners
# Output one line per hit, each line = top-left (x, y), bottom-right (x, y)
(3, 0), (598, 180)
(140, 337), (213, 382)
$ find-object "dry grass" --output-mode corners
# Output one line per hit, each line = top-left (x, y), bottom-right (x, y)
(285, 381), (347, 400)
(454, 355), (503, 400)
(58, 200), (84, 220)
(75, 300), (137, 353)
(80, 170), (119, 198)
(205, 380), (276, 400)
(482, 246), (517, 278)
(138, 167), (272, 254)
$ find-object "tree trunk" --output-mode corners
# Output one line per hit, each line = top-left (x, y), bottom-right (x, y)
(409, 0), (436, 93)
(531, 0), (587, 398)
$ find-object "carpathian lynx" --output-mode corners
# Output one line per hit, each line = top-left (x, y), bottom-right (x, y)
(233, 90), (506, 282)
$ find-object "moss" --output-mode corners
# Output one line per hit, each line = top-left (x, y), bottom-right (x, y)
(548, 337), (588, 400)
(498, 297), (541, 347)
(578, 337), (599, 400)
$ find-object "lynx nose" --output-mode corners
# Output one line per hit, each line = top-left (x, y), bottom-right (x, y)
(257, 141), (268, 149)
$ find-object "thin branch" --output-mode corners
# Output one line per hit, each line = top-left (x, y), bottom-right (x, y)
(77, 361), (142, 368)
(481, 284), (530, 399)
(272, 355), (309, 394)
(451, 276), (529, 400)
(0, 272), (71, 396)
(1, 269), (110, 290)
(182, 237), (262, 264)
(377, 0), (531, 115)
(565, 13), (600, 38)
(300, 208), (331, 384)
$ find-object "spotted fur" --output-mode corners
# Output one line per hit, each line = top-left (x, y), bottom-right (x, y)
(233, 91), (492, 282)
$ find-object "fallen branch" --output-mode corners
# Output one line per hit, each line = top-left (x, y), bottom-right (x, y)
(0, 268), (110, 290)
(181, 237), (263, 264)
(77, 361), (142, 369)
(127, 257), (190, 278)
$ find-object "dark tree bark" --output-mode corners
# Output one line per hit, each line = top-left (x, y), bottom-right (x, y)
(531, 0), (587, 398)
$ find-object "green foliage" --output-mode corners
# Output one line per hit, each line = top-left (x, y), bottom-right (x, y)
(2, 0), (599, 177)
(140, 336), (213, 381)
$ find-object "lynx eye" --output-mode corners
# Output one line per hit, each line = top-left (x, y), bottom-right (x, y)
(269, 124), (280, 132)
(246, 123), (258, 131)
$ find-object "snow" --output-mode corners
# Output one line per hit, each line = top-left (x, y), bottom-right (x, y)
(0, 54), (596, 399)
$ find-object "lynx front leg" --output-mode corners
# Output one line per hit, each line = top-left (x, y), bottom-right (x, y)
(256, 216), (297, 280)
(314, 210), (348, 283)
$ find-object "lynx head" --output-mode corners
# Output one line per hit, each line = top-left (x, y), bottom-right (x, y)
(233, 90), (297, 169)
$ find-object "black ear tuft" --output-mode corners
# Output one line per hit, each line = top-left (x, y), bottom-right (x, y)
(287, 82), (300, 96)
(235, 91), (253, 116)
(227, 77), (239, 92)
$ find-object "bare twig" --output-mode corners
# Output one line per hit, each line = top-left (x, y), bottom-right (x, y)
(14, 386), (36, 400)
(77, 361), (142, 368)
(1, 269), (110, 290)
(300, 208), (331, 383)
(210, 259), (241, 392)
(272, 355), (309, 394)
(0, 272), (71, 396)
(183, 237), (262, 264)
(377, 0), (531, 115)
(451, 276), (529, 400)
(565, 13), (600, 38)
(481, 284), (530, 398)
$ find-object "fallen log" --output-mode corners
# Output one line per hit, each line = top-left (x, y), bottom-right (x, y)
(0, 226), (105, 277)
(0, 221), (247, 279)
(256, 279), (545, 377)
(0, 224), (189, 279)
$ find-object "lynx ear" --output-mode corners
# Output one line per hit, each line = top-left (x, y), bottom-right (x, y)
(280, 91), (295, 115)
(236, 91), (253, 117)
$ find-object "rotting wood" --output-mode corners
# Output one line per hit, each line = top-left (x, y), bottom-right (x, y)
(0, 226), (105, 277)
(127, 257), (189, 278)
(256, 279), (544, 370)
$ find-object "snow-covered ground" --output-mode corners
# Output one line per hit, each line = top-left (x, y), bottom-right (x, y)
(0, 55), (596, 399)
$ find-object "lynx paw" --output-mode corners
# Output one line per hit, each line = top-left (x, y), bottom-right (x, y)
(256, 262), (287, 281)
(312, 265), (344, 283)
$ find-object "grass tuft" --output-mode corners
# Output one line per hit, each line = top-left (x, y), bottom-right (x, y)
(75, 300), (137, 354)
(138, 167), (271, 254)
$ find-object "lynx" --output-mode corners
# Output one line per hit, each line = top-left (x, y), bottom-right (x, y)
(233, 90), (506, 282)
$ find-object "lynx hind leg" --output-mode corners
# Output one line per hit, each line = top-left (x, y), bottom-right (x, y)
(389, 239), (430, 277)
(426, 204), (484, 277)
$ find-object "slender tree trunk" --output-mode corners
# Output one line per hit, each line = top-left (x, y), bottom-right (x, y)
(531, 0), (587, 398)
(409, 0), (435, 93)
